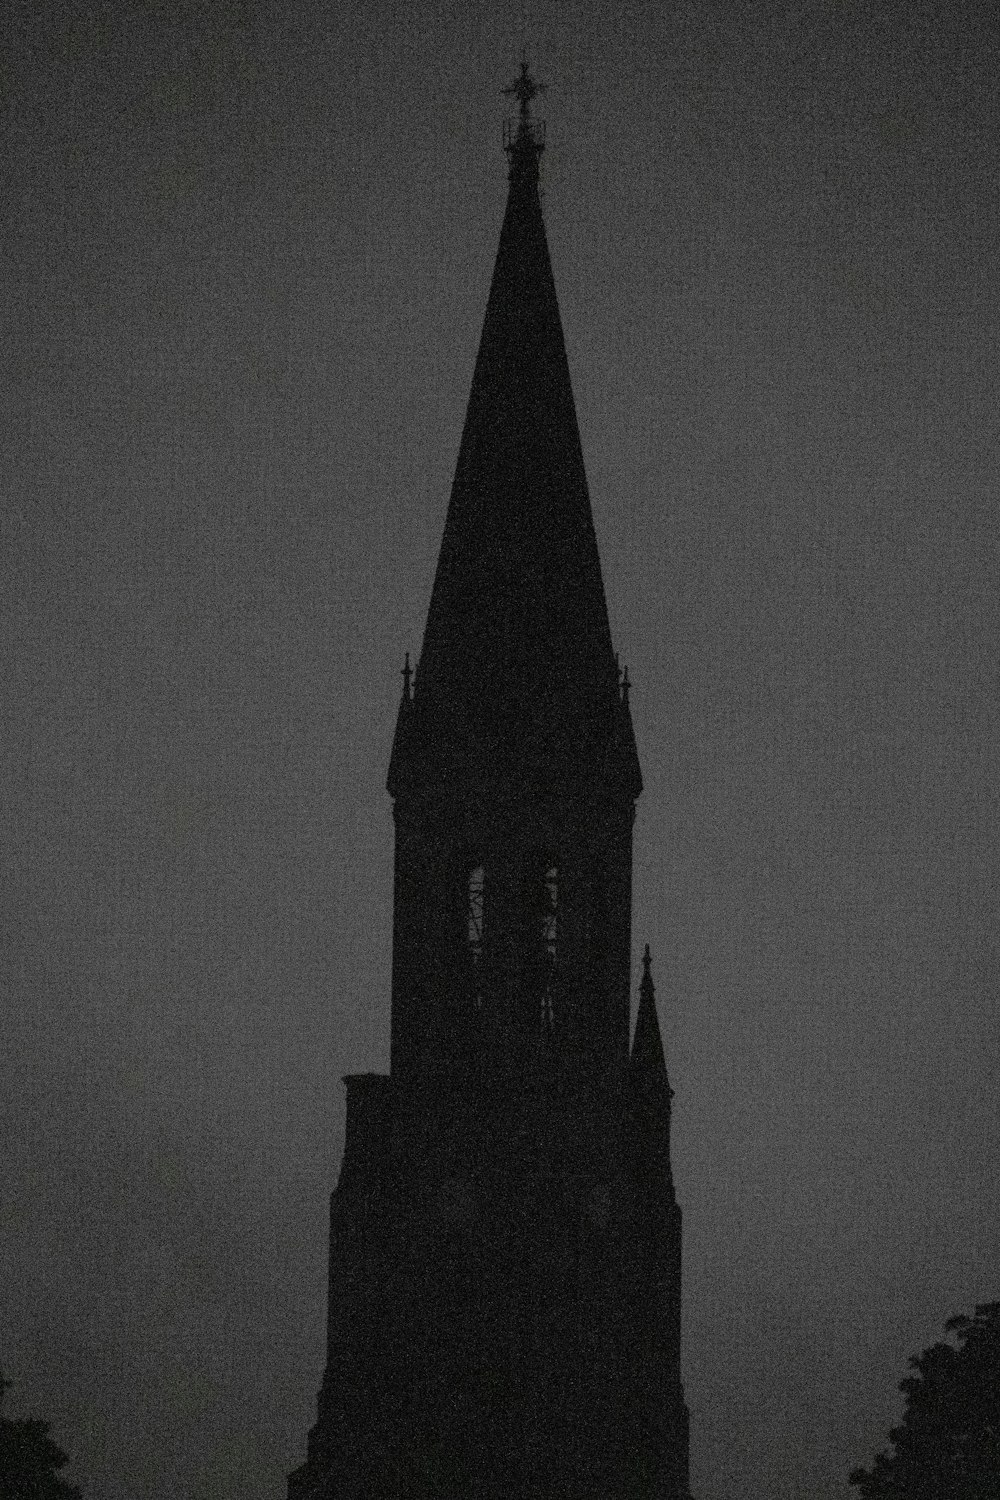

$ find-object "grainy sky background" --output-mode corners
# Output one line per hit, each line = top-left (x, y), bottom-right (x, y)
(2, 1), (998, 1497)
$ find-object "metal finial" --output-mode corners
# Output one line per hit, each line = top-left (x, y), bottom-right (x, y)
(502, 58), (543, 121)
(502, 58), (546, 163)
(642, 943), (652, 977)
(401, 652), (412, 699)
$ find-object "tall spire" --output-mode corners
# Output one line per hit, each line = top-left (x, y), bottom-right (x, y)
(403, 67), (639, 794)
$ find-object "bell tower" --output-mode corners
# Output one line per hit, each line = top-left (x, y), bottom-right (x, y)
(288, 65), (691, 1500)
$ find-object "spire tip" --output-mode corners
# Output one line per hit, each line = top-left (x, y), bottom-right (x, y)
(502, 59), (545, 164)
(502, 58), (543, 119)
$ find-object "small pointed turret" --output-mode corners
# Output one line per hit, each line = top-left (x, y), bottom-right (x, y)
(629, 944), (675, 1186)
(631, 945), (671, 1090)
(386, 652), (414, 793)
(625, 944), (689, 1496)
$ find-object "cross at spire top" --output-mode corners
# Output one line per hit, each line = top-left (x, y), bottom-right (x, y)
(503, 57), (543, 120)
(502, 57), (545, 169)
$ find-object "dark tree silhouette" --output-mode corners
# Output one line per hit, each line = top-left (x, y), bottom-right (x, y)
(0, 1372), (82, 1499)
(850, 1302), (1000, 1500)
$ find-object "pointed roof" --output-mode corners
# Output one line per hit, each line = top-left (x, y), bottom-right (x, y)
(628, 945), (675, 1191)
(396, 70), (640, 796)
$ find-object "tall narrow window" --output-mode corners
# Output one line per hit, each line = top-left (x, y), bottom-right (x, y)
(467, 864), (485, 1011)
(539, 863), (558, 1036)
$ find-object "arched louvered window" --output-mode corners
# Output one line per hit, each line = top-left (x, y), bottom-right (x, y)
(541, 865), (558, 960)
(532, 859), (558, 1037)
(467, 863), (485, 1011)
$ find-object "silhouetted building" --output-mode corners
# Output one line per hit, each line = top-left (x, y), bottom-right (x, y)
(288, 66), (691, 1500)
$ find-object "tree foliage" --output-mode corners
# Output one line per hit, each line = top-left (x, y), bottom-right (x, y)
(850, 1302), (1000, 1500)
(0, 1373), (82, 1499)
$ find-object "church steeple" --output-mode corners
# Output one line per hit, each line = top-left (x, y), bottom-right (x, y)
(289, 79), (690, 1500)
(393, 62), (639, 798)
